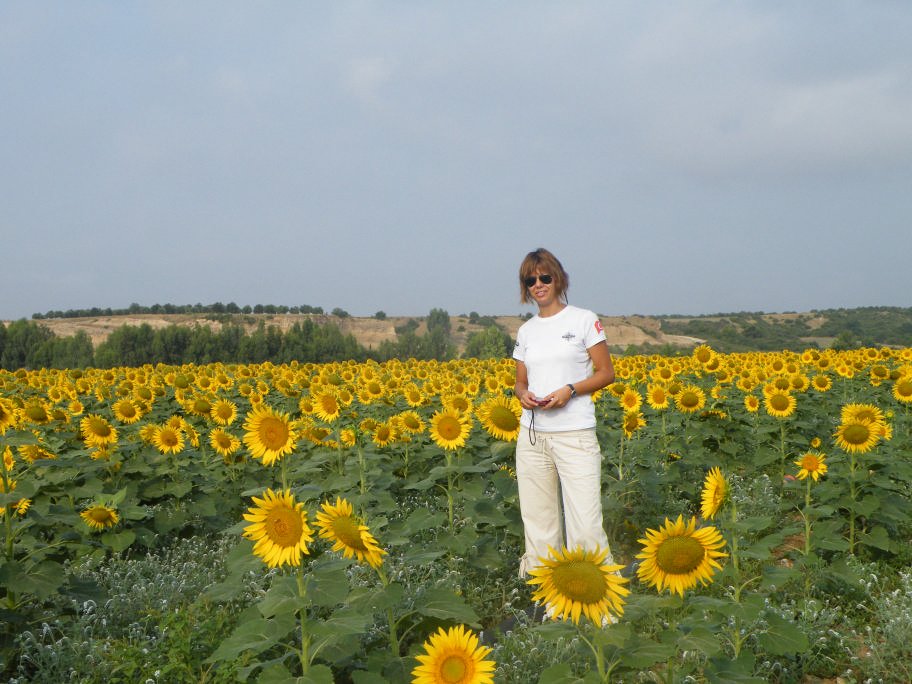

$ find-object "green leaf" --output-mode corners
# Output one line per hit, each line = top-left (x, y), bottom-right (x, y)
(100, 529), (135, 553)
(256, 662), (296, 684)
(259, 576), (307, 618)
(761, 564), (799, 590)
(859, 526), (892, 552)
(205, 612), (296, 663)
(676, 626), (723, 657)
(470, 498), (509, 526)
(532, 620), (578, 642)
(618, 635), (676, 668)
(296, 664), (335, 684)
(414, 587), (480, 626)
(757, 613), (809, 656)
(351, 672), (391, 684)
(537, 663), (582, 684)
(706, 651), (765, 682)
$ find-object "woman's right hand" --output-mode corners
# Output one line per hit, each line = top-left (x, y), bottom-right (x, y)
(519, 390), (544, 410)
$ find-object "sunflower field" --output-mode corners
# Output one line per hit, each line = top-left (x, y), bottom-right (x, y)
(2, 346), (912, 683)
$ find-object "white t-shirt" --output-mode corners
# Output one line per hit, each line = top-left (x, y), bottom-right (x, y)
(513, 304), (607, 432)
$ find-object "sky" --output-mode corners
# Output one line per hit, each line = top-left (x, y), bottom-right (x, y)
(2, 2), (911, 322)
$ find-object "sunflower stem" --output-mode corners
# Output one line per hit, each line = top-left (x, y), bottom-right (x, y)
(295, 568), (311, 674)
(375, 568), (400, 656)
(617, 434), (625, 482)
(848, 452), (857, 555)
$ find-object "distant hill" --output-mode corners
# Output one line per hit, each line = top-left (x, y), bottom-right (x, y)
(14, 305), (912, 355)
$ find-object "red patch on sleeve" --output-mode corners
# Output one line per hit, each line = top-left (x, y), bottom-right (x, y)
(594, 320), (603, 334)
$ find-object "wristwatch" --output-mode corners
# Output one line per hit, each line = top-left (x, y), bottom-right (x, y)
(567, 383), (577, 398)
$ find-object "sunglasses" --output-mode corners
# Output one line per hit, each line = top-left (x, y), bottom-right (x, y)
(524, 274), (553, 288)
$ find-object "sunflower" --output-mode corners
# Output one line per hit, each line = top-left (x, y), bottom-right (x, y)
(674, 385), (706, 414)
(744, 395), (760, 413)
(79, 415), (119, 448)
(621, 410), (646, 438)
(242, 488), (313, 568)
(371, 421), (397, 448)
(764, 390), (797, 419)
(111, 398), (142, 424)
(429, 409), (472, 451)
(644, 384), (669, 411)
(893, 377), (912, 404)
(619, 388), (643, 412)
(80, 504), (120, 531)
(340, 428), (357, 448)
(209, 428), (241, 458)
(636, 515), (727, 597)
(312, 391), (342, 423)
(834, 419), (881, 454)
(397, 410), (426, 435)
(795, 452), (827, 481)
(315, 497), (386, 569)
(700, 467), (727, 520)
(527, 545), (629, 625)
(476, 395), (521, 442)
(811, 374), (832, 393)
(840, 403), (885, 426)
(243, 406), (297, 466)
(152, 425), (185, 455)
(412, 624), (495, 684)
(210, 399), (238, 426)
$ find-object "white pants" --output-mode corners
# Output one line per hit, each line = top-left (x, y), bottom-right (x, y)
(516, 426), (613, 576)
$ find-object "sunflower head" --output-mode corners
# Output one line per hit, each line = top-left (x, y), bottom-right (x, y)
(700, 467), (727, 520)
(527, 545), (629, 625)
(81, 504), (120, 531)
(412, 624), (495, 684)
(315, 497), (386, 569)
(636, 515), (727, 597)
(795, 451), (827, 481)
(243, 488), (313, 568)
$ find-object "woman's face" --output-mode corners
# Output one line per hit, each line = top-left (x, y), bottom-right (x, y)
(526, 269), (558, 308)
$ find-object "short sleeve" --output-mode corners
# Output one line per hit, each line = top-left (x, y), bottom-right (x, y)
(513, 325), (526, 362)
(583, 311), (607, 349)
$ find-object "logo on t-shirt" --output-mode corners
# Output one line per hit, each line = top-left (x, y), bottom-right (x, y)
(561, 332), (576, 342)
(594, 320), (603, 334)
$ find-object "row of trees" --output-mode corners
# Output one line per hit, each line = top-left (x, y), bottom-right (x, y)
(32, 302), (328, 319)
(0, 311), (514, 370)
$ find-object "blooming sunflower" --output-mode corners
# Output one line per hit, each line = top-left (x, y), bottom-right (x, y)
(397, 410), (426, 435)
(646, 384), (670, 411)
(312, 392), (342, 423)
(700, 467), (727, 520)
(371, 421), (397, 448)
(527, 545), (629, 624)
(210, 399), (238, 426)
(152, 424), (185, 455)
(112, 398), (142, 424)
(209, 428), (241, 458)
(243, 406), (297, 466)
(412, 624), (494, 684)
(744, 395), (760, 413)
(476, 395), (521, 442)
(811, 374), (832, 393)
(674, 385), (706, 414)
(840, 403), (885, 426)
(764, 390), (797, 419)
(619, 388), (643, 412)
(315, 497), (386, 569)
(795, 452), (827, 481)
(429, 409), (471, 451)
(80, 504), (120, 531)
(636, 515), (727, 597)
(893, 377), (912, 404)
(834, 419), (881, 454)
(79, 415), (119, 448)
(242, 488), (313, 568)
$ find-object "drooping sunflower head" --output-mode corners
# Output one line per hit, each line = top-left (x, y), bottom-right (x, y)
(429, 409), (471, 451)
(636, 515), (727, 597)
(80, 504), (120, 531)
(476, 395), (521, 442)
(242, 406), (296, 466)
(794, 451), (827, 481)
(527, 545), (629, 625)
(700, 467), (728, 520)
(242, 488), (313, 568)
(315, 497), (386, 569)
(412, 624), (495, 684)
(621, 410), (646, 439)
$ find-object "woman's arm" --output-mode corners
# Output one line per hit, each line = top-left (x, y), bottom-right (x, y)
(514, 360), (544, 409)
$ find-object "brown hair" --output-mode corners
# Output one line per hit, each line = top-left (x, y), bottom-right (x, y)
(519, 248), (569, 304)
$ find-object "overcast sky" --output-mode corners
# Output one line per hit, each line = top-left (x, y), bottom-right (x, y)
(2, 2), (911, 322)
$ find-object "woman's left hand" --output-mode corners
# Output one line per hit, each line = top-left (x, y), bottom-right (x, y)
(540, 385), (574, 409)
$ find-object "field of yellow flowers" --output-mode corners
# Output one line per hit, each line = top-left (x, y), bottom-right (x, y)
(2, 346), (912, 682)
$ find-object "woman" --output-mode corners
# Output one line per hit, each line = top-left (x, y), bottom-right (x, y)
(512, 247), (616, 576)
